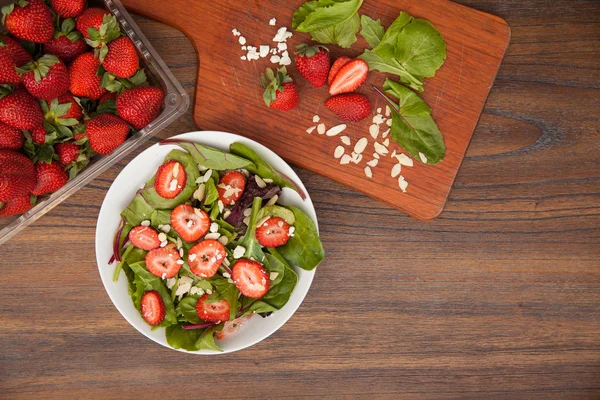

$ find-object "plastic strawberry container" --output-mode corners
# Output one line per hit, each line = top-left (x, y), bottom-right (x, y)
(0, 0), (189, 245)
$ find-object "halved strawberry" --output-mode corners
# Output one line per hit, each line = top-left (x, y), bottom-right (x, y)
(217, 171), (246, 206)
(255, 216), (291, 248)
(140, 290), (165, 326)
(154, 160), (186, 199)
(170, 204), (210, 242)
(195, 294), (230, 324)
(188, 239), (227, 278)
(328, 56), (351, 86)
(232, 259), (270, 299)
(329, 59), (369, 96)
(128, 226), (160, 251)
(216, 315), (253, 341)
(145, 246), (182, 279)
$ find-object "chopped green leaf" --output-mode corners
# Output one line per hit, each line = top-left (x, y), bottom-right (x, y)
(360, 15), (385, 47)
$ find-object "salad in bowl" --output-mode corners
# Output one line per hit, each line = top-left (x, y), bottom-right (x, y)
(101, 132), (324, 353)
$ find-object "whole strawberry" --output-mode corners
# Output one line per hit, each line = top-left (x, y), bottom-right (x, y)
(55, 141), (80, 166)
(0, 35), (33, 67)
(116, 87), (164, 129)
(55, 93), (83, 122)
(31, 125), (47, 144)
(0, 52), (22, 85)
(295, 44), (330, 88)
(1, 0), (54, 43)
(0, 149), (36, 202)
(102, 36), (139, 78)
(44, 18), (88, 64)
(0, 89), (44, 130)
(69, 52), (107, 100)
(324, 93), (372, 122)
(31, 160), (68, 196)
(75, 8), (110, 40)
(99, 91), (116, 104)
(0, 194), (34, 216)
(19, 55), (70, 100)
(85, 113), (129, 155)
(50, 0), (85, 18)
(261, 67), (298, 111)
(0, 121), (23, 150)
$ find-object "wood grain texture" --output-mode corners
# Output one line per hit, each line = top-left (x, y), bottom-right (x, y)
(1, 0), (600, 398)
(117, 0), (510, 220)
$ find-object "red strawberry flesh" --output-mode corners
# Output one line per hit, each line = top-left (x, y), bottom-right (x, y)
(129, 226), (161, 251)
(232, 259), (270, 298)
(154, 160), (186, 199)
(329, 59), (369, 96)
(255, 216), (292, 248)
(145, 246), (182, 279)
(188, 239), (227, 278)
(140, 290), (165, 326)
(195, 294), (230, 323)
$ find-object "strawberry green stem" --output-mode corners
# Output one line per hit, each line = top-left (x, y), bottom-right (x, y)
(370, 85), (399, 114)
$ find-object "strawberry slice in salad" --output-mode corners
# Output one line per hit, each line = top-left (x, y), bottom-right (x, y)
(112, 141), (325, 352)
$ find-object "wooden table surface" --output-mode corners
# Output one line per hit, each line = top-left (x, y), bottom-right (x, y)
(1, 0), (599, 398)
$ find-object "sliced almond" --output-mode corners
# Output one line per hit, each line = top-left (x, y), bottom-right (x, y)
(364, 166), (373, 178)
(172, 162), (179, 178)
(391, 149), (397, 159)
(382, 128), (390, 139)
(317, 123), (326, 135)
(383, 138), (390, 147)
(373, 153), (380, 160)
(419, 152), (428, 163)
(366, 159), (378, 167)
(353, 137), (368, 154)
(326, 124), (347, 137)
(243, 208), (252, 217)
(398, 175), (408, 192)
(266, 194), (278, 206)
(391, 163), (401, 178)
(340, 154), (352, 165)
(340, 136), (351, 146)
(334, 145), (345, 159)
(313, 115), (320, 123)
(255, 175), (267, 188)
(385, 105), (391, 116)
(386, 118), (392, 127)
(374, 142), (389, 155)
(351, 152), (363, 164)
(306, 126), (316, 134)
(372, 114), (385, 124)
(369, 124), (379, 139)
(396, 153), (414, 167)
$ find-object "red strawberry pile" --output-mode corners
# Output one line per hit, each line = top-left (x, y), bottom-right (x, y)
(260, 43), (371, 122)
(0, 0), (166, 217)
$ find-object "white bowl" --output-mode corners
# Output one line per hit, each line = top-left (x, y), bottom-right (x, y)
(95, 131), (318, 354)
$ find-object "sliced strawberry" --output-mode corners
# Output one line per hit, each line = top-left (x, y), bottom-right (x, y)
(217, 171), (246, 206)
(170, 204), (210, 242)
(196, 294), (230, 324)
(128, 226), (160, 251)
(145, 246), (182, 279)
(187, 239), (227, 278)
(216, 315), (253, 341)
(154, 160), (186, 199)
(140, 291), (165, 326)
(329, 59), (369, 96)
(255, 216), (292, 248)
(328, 56), (351, 86)
(232, 259), (270, 299)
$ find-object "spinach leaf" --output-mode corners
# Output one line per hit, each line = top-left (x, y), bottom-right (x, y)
(278, 206), (325, 271)
(176, 295), (201, 324)
(241, 301), (278, 317)
(165, 324), (223, 352)
(293, 0), (362, 32)
(360, 15), (384, 47)
(164, 140), (253, 171)
(256, 205), (296, 225)
(263, 252), (285, 286)
(203, 177), (219, 205)
(394, 18), (447, 79)
(196, 325), (222, 351)
(121, 192), (155, 226)
(309, 12), (361, 48)
(262, 251), (298, 309)
(113, 244), (146, 282)
(237, 197), (267, 263)
(229, 142), (305, 199)
(358, 12), (446, 92)
(382, 79), (445, 164)
(129, 261), (178, 327)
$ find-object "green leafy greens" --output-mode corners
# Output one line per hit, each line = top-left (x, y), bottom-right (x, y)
(375, 79), (445, 165)
(292, 0), (364, 48)
(359, 12), (446, 93)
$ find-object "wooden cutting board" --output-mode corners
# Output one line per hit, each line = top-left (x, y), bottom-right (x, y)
(120, 0), (510, 220)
